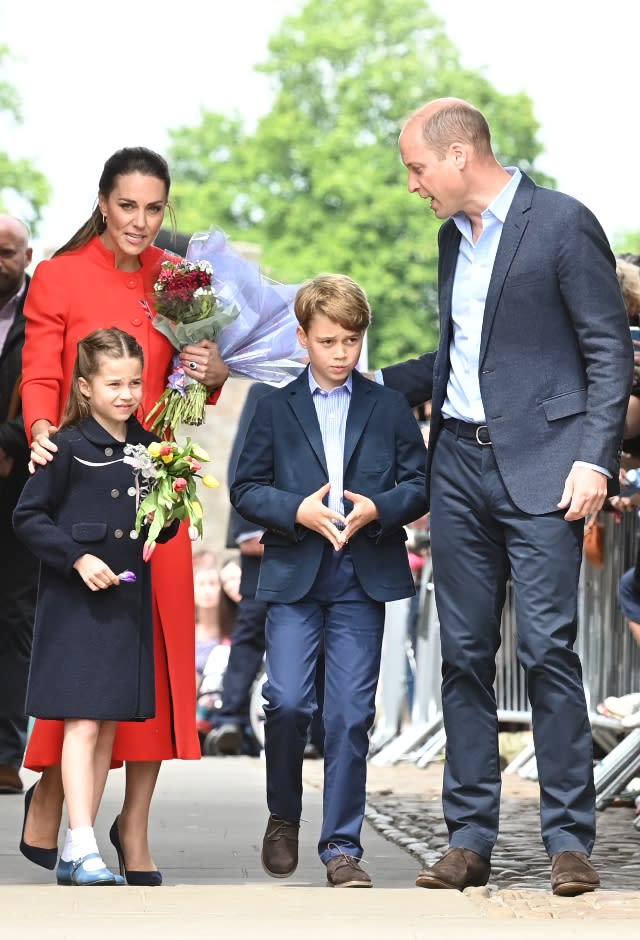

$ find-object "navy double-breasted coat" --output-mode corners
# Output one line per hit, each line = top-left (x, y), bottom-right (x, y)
(13, 416), (177, 721)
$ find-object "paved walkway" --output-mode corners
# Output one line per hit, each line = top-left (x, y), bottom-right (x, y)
(0, 756), (638, 938)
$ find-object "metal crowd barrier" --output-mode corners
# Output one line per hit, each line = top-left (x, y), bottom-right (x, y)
(370, 512), (640, 810)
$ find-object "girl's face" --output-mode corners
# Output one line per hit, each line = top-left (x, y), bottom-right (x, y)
(98, 172), (167, 271)
(194, 566), (220, 610)
(220, 561), (242, 603)
(78, 354), (143, 440)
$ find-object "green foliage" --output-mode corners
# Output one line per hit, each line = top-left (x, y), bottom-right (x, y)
(0, 45), (51, 230)
(613, 230), (640, 256)
(167, 0), (549, 367)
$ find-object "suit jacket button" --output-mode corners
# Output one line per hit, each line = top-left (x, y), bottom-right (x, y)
(127, 486), (136, 496)
(129, 530), (139, 539)
(111, 488), (120, 498)
(105, 447), (114, 456)
(114, 529), (124, 539)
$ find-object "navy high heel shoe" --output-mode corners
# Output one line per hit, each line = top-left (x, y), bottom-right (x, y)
(109, 816), (162, 886)
(19, 782), (58, 870)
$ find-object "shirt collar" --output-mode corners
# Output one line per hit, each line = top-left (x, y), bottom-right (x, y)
(0, 278), (26, 320)
(453, 167), (522, 230)
(308, 368), (353, 396)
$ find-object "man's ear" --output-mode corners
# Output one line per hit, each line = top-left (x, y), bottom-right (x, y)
(449, 142), (467, 168)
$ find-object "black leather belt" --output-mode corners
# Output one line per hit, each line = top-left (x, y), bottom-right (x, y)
(442, 418), (491, 445)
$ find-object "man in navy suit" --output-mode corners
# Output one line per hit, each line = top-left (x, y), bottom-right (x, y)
(382, 98), (634, 895)
(231, 274), (427, 887)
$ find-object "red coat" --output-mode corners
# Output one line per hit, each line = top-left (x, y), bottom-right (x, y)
(22, 236), (219, 766)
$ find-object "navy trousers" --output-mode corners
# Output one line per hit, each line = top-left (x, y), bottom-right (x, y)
(263, 544), (384, 863)
(429, 425), (595, 859)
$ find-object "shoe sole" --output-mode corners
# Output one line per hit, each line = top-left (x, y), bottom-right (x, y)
(415, 874), (460, 889)
(552, 881), (599, 897)
(327, 879), (372, 887)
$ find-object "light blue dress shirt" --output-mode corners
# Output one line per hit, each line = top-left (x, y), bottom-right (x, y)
(442, 168), (521, 423)
(308, 369), (352, 517)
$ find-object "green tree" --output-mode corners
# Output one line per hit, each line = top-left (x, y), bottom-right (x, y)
(0, 45), (51, 231)
(168, 0), (548, 366)
(613, 230), (640, 257)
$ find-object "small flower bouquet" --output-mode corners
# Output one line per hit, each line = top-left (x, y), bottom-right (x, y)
(145, 228), (309, 440)
(145, 257), (240, 437)
(123, 438), (219, 561)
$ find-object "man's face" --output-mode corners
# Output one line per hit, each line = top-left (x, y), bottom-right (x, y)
(399, 120), (463, 220)
(0, 220), (31, 303)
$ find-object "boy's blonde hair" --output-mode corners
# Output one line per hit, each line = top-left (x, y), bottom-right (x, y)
(294, 274), (371, 333)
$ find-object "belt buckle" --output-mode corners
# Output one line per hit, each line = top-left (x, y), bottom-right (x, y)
(475, 425), (491, 446)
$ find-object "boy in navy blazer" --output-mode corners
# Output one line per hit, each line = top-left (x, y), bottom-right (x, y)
(231, 274), (427, 887)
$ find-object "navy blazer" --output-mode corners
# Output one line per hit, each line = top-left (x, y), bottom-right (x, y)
(230, 367), (427, 604)
(383, 173), (634, 514)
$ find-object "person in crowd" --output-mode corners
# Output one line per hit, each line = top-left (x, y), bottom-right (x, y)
(193, 549), (221, 689)
(207, 382), (272, 757)
(194, 555), (238, 744)
(13, 328), (178, 885)
(0, 215), (38, 795)
(231, 274), (427, 888)
(380, 98), (632, 896)
(18, 146), (228, 883)
(615, 257), (640, 444)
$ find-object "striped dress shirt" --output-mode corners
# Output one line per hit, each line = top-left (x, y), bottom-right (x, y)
(308, 370), (352, 517)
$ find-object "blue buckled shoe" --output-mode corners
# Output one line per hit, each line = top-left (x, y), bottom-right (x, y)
(57, 853), (125, 886)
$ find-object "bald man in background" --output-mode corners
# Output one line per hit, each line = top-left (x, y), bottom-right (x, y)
(0, 215), (38, 794)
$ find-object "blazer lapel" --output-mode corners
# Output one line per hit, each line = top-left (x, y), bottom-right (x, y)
(287, 371), (328, 474)
(343, 371), (375, 470)
(479, 174), (534, 365)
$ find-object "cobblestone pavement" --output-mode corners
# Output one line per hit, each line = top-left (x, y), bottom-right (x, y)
(303, 756), (640, 920)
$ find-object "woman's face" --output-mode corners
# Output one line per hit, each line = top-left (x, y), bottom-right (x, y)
(194, 567), (220, 610)
(99, 172), (167, 269)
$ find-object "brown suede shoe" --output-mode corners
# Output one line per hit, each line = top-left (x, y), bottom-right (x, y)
(261, 814), (300, 878)
(0, 765), (23, 795)
(326, 853), (372, 888)
(551, 851), (600, 896)
(415, 847), (491, 890)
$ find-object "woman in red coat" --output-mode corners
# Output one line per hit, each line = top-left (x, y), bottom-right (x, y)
(20, 147), (228, 883)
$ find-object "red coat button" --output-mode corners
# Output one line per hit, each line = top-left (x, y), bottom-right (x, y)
(126, 278), (137, 289)
(131, 317), (142, 327)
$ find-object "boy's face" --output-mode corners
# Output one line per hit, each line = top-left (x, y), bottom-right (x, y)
(297, 313), (364, 390)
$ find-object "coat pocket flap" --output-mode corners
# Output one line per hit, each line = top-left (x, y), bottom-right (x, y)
(71, 522), (108, 543)
(541, 388), (587, 421)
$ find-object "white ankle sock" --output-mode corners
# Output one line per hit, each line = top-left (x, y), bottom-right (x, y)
(61, 826), (104, 870)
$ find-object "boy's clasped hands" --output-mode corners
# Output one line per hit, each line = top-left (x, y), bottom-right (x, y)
(295, 482), (380, 551)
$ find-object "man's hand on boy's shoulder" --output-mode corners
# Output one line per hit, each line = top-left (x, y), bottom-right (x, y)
(342, 490), (380, 543)
(295, 482), (347, 551)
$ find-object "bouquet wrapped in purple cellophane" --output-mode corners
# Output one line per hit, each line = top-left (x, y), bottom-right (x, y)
(187, 227), (307, 385)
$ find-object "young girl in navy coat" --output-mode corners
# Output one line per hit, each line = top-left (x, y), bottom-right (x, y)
(13, 328), (177, 886)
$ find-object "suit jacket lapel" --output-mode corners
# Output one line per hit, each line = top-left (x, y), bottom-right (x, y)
(344, 371), (375, 470)
(287, 370), (328, 474)
(479, 174), (534, 365)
